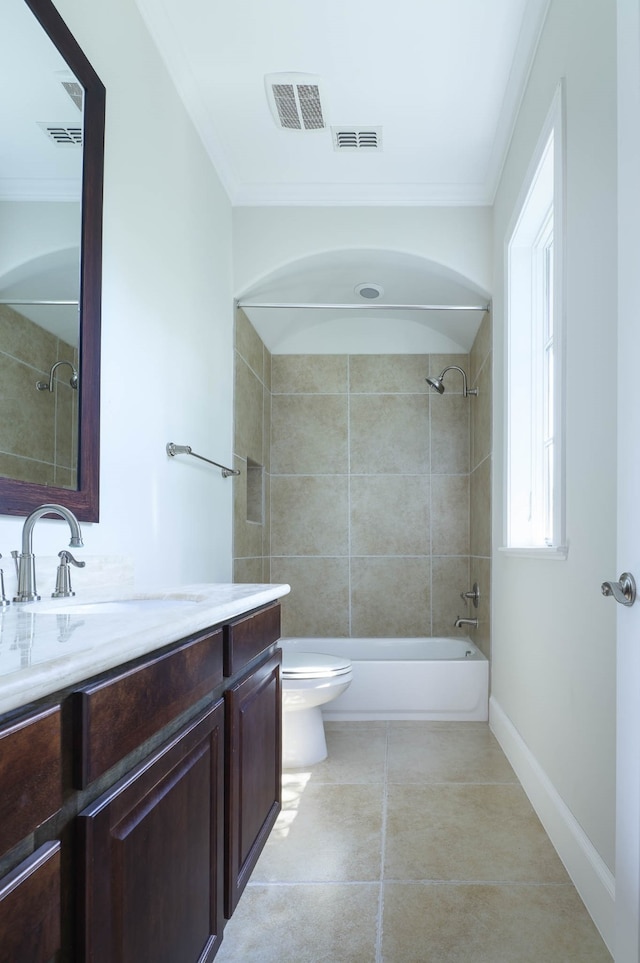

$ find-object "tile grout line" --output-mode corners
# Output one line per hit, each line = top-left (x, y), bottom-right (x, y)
(347, 355), (352, 637)
(375, 721), (390, 963)
(427, 364), (433, 636)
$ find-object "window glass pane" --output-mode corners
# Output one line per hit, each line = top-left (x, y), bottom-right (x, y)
(544, 441), (554, 544)
(507, 116), (561, 550)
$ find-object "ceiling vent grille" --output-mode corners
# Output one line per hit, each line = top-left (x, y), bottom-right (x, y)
(38, 122), (83, 147)
(61, 80), (83, 111)
(265, 73), (326, 130)
(332, 127), (382, 151)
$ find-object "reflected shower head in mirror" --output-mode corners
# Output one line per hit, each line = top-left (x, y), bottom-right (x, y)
(426, 365), (478, 397)
(36, 360), (79, 392)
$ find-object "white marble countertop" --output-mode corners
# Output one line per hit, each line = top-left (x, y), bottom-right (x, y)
(0, 582), (290, 716)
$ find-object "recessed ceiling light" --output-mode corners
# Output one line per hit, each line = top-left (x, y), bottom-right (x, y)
(355, 282), (384, 300)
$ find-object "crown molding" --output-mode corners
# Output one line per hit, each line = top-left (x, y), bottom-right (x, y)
(484, 0), (553, 203)
(135, 0), (550, 210)
(229, 181), (492, 207)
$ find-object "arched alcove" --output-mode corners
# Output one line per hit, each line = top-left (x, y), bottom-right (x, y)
(0, 246), (80, 344)
(237, 248), (490, 354)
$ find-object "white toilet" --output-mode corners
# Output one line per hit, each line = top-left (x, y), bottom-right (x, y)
(279, 646), (353, 768)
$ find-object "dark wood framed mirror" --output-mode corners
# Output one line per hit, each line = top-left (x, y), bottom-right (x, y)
(0, 0), (104, 521)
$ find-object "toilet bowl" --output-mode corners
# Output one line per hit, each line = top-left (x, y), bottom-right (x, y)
(279, 648), (353, 768)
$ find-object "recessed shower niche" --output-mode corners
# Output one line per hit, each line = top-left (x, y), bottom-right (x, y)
(246, 458), (264, 524)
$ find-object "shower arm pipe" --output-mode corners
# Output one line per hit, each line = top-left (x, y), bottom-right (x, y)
(236, 300), (490, 312)
(36, 360), (78, 392)
(166, 442), (240, 478)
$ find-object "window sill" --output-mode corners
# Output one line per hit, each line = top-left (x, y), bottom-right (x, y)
(498, 545), (568, 561)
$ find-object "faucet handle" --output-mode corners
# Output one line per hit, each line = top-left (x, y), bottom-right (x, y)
(60, 550), (85, 569)
(0, 555), (9, 608)
(460, 583), (480, 608)
(52, 550), (86, 599)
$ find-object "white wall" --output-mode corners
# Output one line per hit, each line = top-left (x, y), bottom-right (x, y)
(0, 201), (80, 279)
(234, 206), (492, 297)
(491, 0), (617, 947)
(233, 207), (493, 354)
(0, 0), (235, 587)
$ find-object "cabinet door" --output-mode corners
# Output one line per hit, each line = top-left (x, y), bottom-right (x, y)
(0, 842), (61, 963)
(78, 700), (224, 963)
(225, 650), (281, 918)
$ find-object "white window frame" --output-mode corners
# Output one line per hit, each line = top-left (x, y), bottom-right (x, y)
(503, 83), (566, 558)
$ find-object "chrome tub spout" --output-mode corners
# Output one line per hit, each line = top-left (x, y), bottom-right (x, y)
(454, 616), (478, 629)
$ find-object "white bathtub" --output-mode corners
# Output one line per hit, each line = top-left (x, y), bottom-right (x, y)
(278, 637), (489, 721)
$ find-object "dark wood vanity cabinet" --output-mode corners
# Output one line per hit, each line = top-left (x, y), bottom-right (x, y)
(0, 599), (282, 962)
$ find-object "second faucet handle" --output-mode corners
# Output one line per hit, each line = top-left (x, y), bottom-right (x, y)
(0, 555), (9, 607)
(460, 582), (481, 608)
(52, 551), (86, 599)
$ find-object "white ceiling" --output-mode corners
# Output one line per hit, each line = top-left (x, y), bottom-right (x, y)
(135, 0), (550, 207)
(0, 0), (84, 201)
(3, 0), (550, 352)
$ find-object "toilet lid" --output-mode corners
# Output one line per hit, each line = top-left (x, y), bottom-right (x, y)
(281, 650), (352, 679)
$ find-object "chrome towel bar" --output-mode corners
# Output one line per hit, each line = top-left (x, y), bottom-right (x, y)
(166, 443), (240, 478)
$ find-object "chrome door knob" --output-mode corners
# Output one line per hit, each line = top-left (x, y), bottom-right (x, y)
(601, 572), (636, 606)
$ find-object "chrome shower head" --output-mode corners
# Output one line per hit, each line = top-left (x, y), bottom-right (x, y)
(425, 375), (445, 394)
(425, 365), (477, 397)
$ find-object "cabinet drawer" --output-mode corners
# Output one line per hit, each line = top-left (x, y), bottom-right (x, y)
(0, 705), (61, 855)
(73, 628), (223, 788)
(224, 603), (281, 676)
(0, 841), (61, 963)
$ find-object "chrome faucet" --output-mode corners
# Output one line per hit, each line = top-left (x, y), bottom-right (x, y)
(454, 616), (478, 629)
(0, 555), (9, 607)
(13, 503), (84, 602)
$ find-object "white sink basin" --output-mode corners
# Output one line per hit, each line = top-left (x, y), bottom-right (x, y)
(35, 598), (201, 616)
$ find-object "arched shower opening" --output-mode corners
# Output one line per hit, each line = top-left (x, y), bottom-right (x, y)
(232, 248), (493, 698)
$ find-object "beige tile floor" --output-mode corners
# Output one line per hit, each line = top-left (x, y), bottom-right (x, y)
(216, 722), (612, 963)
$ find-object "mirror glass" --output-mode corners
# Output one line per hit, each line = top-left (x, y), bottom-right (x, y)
(0, 0), (104, 521)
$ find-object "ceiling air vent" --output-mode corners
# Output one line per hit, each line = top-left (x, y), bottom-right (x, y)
(61, 80), (83, 111)
(332, 127), (382, 151)
(265, 73), (326, 131)
(38, 122), (83, 146)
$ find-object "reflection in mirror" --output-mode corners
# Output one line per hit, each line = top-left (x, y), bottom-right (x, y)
(0, 0), (104, 521)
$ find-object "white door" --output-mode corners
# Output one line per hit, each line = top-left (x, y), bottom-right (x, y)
(615, 3), (640, 959)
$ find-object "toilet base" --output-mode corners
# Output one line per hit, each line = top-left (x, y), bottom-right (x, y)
(282, 705), (327, 768)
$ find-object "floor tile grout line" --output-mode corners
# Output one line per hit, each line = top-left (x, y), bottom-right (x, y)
(385, 779), (519, 786)
(243, 878), (578, 889)
(375, 721), (390, 963)
(379, 879), (579, 888)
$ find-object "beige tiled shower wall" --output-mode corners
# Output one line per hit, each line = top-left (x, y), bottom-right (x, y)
(0, 305), (78, 489)
(233, 308), (492, 650)
(233, 309), (272, 584)
(469, 311), (492, 657)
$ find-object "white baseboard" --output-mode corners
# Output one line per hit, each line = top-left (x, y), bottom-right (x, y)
(489, 696), (615, 956)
